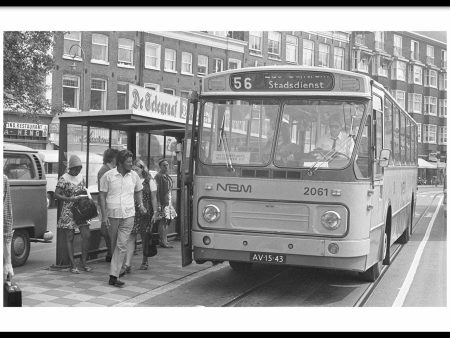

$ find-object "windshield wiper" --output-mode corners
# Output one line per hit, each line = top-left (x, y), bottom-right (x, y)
(306, 135), (354, 176)
(218, 117), (235, 172)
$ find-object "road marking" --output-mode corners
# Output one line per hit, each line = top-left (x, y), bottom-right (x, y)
(114, 263), (227, 306)
(392, 196), (443, 307)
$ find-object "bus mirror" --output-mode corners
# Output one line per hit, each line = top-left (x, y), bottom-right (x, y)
(379, 149), (391, 167)
(176, 142), (183, 162)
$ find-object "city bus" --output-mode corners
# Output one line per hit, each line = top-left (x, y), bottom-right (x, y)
(181, 66), (418, 282)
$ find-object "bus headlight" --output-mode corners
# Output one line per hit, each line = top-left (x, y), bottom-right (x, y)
(203, 205), (221, 223)
(321, 211), (341, 230)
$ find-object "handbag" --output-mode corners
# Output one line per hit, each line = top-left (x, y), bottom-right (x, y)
(71, 190), (98, 225)
(143, 221), (158, 257)
(3, 277), (22, 307)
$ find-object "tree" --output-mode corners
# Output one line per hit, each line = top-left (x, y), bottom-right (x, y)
(3, 31), (61, 123)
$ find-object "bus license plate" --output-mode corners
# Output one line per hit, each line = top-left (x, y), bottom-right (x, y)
(250, 252), (286, 264)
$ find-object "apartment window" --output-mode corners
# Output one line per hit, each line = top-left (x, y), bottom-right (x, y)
(425, 69), (438, 88)
(374, 55), (388, 77)
(439, 73), (447, 90)
(424, 96), (438, 116)
(409, 65), (423, 85)
(374, 31), (385, 50)
(411, 40), (419, 60)
(117, 82), (128, 110)
(352, 50), (369, 73)
(117, 38), (134, 66)
(91, 34), (109, 62)
(198, 55), (208, 76)
(318, 43), (330, 67)
(439, 99), (447, 117)
(249, 31), (263, 55)
(63, 32), (82, 58)
(228, 58), (241, 70)
(426, 45), (435, 65)
(423, 124), (437, 144)
(144, 83), (160, 92)
(213, 58), (224, 73)
(333, 47), (344, 70)
(438, 126), (447, 145)
(417, 123), (422, 143)
(393, 34), (402, 57)
(391, 60), (406, 81)
(392, 90), (406, 110)
(407, 93), (422, 114)
(354, 33), (366, 46)
(285, 35), (298, 63)
(90, 78), (107, 110)
(302, 39), (314, 66)
(181, 52), (193, 75)
(180, 90), (190, 99)
(268, 31), (281, 59)
(164, 49), (177, 72)
(441, 50), (447, 68)
(163, 88), (175, 96)
(145, 43), (161, 70)
(62, 75), (80, 110)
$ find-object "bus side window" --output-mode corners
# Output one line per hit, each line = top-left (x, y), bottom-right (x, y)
(355, 118), (370, 179)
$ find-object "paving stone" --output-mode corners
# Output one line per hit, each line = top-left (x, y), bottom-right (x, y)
(50, 297), (83, 306)
(26, 293), (59, 302)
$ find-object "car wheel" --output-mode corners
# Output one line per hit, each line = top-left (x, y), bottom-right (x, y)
(11, 229), (31, 267)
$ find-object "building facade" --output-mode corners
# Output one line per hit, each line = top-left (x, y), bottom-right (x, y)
(36, 31), (448, 167)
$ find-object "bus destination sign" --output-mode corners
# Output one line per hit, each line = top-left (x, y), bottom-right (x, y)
(229, 71), (334, 92)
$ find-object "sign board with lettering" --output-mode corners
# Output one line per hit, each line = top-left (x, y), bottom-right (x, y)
(128, 84), (187, 124)
(3, 122), (48, 137)
(211, 151), (251, 165)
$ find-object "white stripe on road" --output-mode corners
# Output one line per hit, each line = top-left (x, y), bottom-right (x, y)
(114, 263), (227, 307)
(392, 196), (443, 307)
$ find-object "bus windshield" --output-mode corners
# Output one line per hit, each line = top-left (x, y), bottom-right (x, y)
(199, 98), (366, 169)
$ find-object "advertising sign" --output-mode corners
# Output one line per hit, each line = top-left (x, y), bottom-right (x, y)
(128, 84), (187, 124)
(3, 122), (48, 137)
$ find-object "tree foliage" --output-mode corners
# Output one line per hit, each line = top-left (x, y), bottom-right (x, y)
(3, 31), (60, 122)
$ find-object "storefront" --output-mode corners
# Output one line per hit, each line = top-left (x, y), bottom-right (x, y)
(54, 85), (189, 266)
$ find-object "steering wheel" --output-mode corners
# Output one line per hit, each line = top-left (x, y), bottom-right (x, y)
(329, 151), (350, 161)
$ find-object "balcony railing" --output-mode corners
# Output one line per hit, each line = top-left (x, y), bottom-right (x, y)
(375, 41), (385, 51)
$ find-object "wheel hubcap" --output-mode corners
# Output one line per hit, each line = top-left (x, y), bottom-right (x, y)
(13, 237), (25, 257)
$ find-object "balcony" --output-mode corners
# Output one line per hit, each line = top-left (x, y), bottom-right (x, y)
(393, 47), (402, 57)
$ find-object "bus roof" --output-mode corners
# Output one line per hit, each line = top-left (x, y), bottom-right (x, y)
(201, 65), (372, 97)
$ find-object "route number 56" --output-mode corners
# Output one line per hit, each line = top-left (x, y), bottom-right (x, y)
(233, 76), (252, 90)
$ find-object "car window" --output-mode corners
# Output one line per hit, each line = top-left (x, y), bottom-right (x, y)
(3, 154), (36, 180)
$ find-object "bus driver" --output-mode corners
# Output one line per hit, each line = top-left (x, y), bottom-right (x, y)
(314, 117), (354, 159)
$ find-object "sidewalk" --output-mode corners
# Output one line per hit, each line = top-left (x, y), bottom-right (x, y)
(13, 239), (213, 307)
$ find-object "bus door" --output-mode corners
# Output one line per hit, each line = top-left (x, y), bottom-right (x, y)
(181, 92), (199, 267)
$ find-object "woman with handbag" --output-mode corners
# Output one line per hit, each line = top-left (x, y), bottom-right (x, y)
(122, 159), (158, 273)
(54, 154), (93, 274)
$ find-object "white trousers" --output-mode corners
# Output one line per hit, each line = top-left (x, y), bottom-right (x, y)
(108, 217), (134, 277)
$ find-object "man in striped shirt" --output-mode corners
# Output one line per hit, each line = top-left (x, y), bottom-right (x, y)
(3, 175), (14, 281)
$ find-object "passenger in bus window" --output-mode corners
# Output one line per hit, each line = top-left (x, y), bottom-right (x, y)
(97, 148), (119, 263)
(275, 123), (301, 165)
(314, 117), (355, 159)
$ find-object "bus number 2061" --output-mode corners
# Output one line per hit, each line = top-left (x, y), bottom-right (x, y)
(304, 187), (328, 196)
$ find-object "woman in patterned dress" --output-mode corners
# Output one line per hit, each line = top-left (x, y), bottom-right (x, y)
(54, 155), (92, 274)
(123, 159), (158, 273)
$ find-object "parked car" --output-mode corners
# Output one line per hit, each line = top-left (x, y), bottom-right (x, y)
(3, 143), (54, 267)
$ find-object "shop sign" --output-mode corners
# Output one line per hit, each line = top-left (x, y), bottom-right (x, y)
(128, 84), (187, 124)
(4, 122), (48, 137)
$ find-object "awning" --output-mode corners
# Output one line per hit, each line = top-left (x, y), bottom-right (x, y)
(418, 158), (438, 169)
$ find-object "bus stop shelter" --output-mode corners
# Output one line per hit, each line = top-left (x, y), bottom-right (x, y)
(53, 86), (189, 267)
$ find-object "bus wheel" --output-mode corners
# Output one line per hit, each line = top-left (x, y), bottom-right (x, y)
(382, 230), (391, 265)
(397, 203), (413, 244)
(11, 229), (30, 267)
(229, 261), (252, 272)
(360, 261), (381, 282)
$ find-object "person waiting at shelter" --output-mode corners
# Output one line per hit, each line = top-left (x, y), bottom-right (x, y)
(155, 158), (177, 248)
(314, 116), (355, 159)
(54, 155), (93, 274)
(99, 149), (146, 288)
(97, 148), (119, 263)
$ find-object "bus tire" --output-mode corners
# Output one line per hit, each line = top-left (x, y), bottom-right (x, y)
(360, 261), (381, 282)
(11, 229), (31, 267)
(229, 261), (252, 272)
